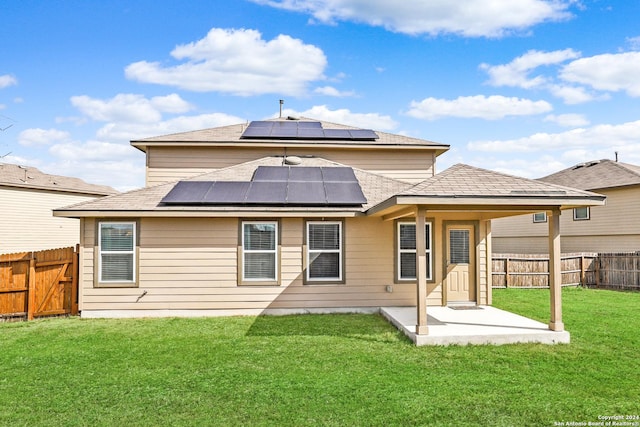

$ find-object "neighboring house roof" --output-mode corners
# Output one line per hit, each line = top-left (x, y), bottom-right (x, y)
(130, 117), (450, 155)
(539, 159), (640, 191)
(367, 164), (605, 215)
(54, 156), (413, 217)
(0, 163), (118, 196)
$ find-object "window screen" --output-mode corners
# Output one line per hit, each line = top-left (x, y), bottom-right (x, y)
(573, 207), (590, 221)
(533, 212), (547, 223)
(99, 222), (135, 282)
(243, 222), (277, 280)
(307, 222), (342, 281)
(398, 223), (432, 281)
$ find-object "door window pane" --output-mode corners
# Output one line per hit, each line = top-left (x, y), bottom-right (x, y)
(449, 229), (470, 264)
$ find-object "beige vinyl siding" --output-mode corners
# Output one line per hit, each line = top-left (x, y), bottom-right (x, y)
(492, 187), (640, 253)
(0, 186), (99, 253)
(476, 220), (490, 305)
(492, 237), (549, 254)
(146, 146), (436, 186)
(79, 216), (420, 314)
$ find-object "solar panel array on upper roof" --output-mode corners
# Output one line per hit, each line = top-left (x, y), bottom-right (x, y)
(160, 166), (368, 206)
(240, 121), (378, 140)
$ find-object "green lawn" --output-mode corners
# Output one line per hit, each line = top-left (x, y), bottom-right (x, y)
(1, 288), (639, 426)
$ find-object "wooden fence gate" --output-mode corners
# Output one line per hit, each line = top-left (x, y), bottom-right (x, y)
(0, 246), (78, 320)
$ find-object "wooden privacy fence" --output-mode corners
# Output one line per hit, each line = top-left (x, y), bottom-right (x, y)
(597, 252), (640, 291)
(493, 252), (640, 291)
(0, 246), (78, 321)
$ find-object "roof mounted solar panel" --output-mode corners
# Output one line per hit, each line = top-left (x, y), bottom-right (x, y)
(245, 181), (288, 204)
(297, 128), (325, 138)
(348, 129), (379, 140)
(160, 166), (368, 207)
(203, 182), (251, 203)
(297, 121), (322, 128)
(321, 167), (358, 182)
(287, 181), (326, 204)
(289, 166), (323, 182)
(322, 129), (351, 139)
(253, 166), (290, 182)
(161, 181), (213, 204)
(324, 182), (367, 205)
(240, 120), (378, 140)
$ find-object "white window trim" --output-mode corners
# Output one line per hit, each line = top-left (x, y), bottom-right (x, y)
(397, 222), (432, 282)
(533, 212), (547, 223)
(98, 221), (136, 284)
(573, 207), (590, 221)
(306, 221), (343, 282)
(242, 221), (278, 282)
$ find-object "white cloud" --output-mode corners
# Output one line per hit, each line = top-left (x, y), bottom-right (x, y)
(70, 93), (193, 123)
(18, 128), (70, 147)
(125, 28), (327, 96)
(95, 112), (244, 142)
(0, 75), (17, 89)
(560, 51), (640, 97)
(543, 113), (590, 127)
(546, 84), (596, 104)
(406, 95), (552, 120)
(468, 120), (640, 154)
(313, 86), (356, 97)
(481, 49), (580, 88)
(49, 140), (133, 162)
(283, 105), (397, 130)
(252, 0), (573, 37)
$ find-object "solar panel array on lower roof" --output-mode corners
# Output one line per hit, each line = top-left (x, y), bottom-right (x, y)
(240, 121), (378, 140)
(160, 166), (367, 206)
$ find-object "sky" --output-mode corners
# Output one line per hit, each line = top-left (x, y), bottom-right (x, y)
(2, 0), (640, 191)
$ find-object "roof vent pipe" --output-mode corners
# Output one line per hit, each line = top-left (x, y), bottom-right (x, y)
(615, 151), (619, 162)
(284, 156), (302, 165)
(279, 99), (284, 118)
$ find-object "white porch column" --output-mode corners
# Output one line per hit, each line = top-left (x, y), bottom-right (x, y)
(415, 206), (429, 335)
(548, 208), (564, 331)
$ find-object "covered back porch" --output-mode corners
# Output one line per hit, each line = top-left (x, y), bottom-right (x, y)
(367, 164), (606, 345)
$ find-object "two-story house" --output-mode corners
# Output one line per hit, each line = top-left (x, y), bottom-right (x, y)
(54, 116), (604, 339)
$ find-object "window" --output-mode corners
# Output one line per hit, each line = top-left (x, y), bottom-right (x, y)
(242, 221), (278, 281)
(306, 221), (342, 282)
(397, 222), (432, 281)
(573, 207), (590, 221)
(99, 222), (136, 284)
(533, 212), (547, 223)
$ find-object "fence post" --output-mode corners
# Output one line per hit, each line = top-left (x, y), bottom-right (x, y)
(71, 244), (79, 315)
(27, 254), (36, 320)
(596, 256), (601, 288)
(580, 255), (585, 286)
(505, 258), (510, 288)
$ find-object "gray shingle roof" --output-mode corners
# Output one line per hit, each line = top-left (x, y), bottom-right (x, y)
(539, 159), (640, 191)
(131, 117), (449, 152)
(0, 163), (118, 196)
(399, 164), (602, 199)
(55, 156), (413, 215)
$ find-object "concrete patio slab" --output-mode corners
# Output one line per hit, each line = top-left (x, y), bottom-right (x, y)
(381, 306), (570, 346)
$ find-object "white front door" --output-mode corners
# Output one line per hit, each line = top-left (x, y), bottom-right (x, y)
(445, 225), (476, 303)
